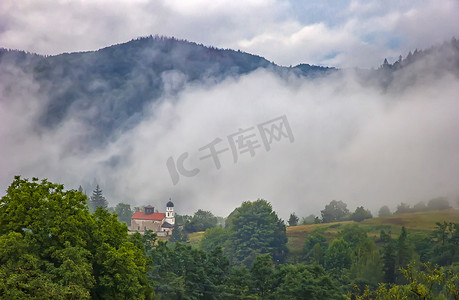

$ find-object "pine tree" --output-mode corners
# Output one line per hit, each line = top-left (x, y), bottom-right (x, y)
(380, 230), (396, 283)
(90, 185), (108, 212)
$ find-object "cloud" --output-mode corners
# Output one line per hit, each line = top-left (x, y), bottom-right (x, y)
(4, 47), (459, 221)
(0, 0), (457, 68)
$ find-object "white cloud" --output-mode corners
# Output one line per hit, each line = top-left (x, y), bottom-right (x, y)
(0, 0), (457, 68)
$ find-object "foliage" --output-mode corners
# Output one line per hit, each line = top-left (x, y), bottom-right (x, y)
(0, 176), (152, 299)
(272, 264), (342, 299)
(114, 202), (133, 226)
(378, 205), (391, 217)
(302, 233), (328, 265)
(169, 225), (188, 243)
(351, 206), (373, 222)
(321, 200), (350, 223)
(301, 214), (317, 225)
(380, 230), (397, 283)
(338, 224), (368, 249)
(288, 213), (299, 226)
(184, 209), (218, 233)
(200, 226), (229, 252)
(346, 262), (459, 300)
(325, 238), (352, 272)
(395, 202), (412, 215)
(89, 184), (108, 212)
(349, 239), (383, 289)
(427, 197), (451, 210)
(226, 199), (288, 267)
(147, 241), (230, 299)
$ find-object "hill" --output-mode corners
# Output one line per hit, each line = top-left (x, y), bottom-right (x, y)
(286, 209), (459, 261)
(181, 209), (459, 261)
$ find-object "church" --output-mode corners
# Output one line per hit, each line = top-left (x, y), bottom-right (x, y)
(130, 199), (175, 236)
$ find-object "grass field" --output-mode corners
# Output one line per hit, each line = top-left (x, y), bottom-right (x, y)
(286, 209), (459, 260)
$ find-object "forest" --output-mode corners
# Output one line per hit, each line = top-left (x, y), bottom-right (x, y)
(0, 176), (458, 299)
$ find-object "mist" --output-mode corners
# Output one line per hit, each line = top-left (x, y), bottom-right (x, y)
(1, 46), (459, 220)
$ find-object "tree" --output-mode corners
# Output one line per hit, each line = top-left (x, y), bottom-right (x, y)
(147, 241), (230, 299)
(427, 197), (451, 210)
(169, 225), (188, 243)
(115, 202), (133, 226)
(287, 213), (299, 226)
(0, 176), (152, 299)
(395, 202), (411, 214)
(378, 205), (391, 217)
(380, 230), (396, 283)
(397, 226), (413, 269)
(184, 209), (218, 233)
(200, 226), (229, 252)
(301, 214), (316, 225)
(89, 184), (108, 212)
(349, 239), (383, 289)
(351, 206), (373, 222)
(250, 254), (274, 297)
(321, 200), (350, 223)
(273, 264), (341, 299)
(303, 233), (328, 265)
(226, 199), (288, 266)
(325, 238), (352, 272)
(338, 223), (368, 249)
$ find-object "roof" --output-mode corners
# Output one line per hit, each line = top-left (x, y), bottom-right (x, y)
(161, 221), (174, 228)
(131, 212), (165, 221)
(167, 200), (174, 207)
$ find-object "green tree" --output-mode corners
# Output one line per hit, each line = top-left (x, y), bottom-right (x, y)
(147, 241), (230, 299)
(184, 209), (218, 233)
(427, 197), (451, 210)
(89, 184), (108, 212)
(200, 226), (229, 252)
(395, 202), (412, 215)
(321, 200), (350, 223)
(169, 225), (188, 243)
(273, 264), (342, 299)
(378, 205), (391, 217)
(349, 239), (383, 289)
(250, 254), (274, 297)
(288, 213), (299, 226)
(351, 206), (372, 222)
(114, 202), (133, 226)
(0, 176), (152, 299)
(302, 233), (328, 265)
(325, 238), (352, 272)
(338, 223), (368, 249)
(397, 226), (413, 269)
(380, 230), (396, 283)
(226, 199), (288, 267)
(301, 214), (316, 225)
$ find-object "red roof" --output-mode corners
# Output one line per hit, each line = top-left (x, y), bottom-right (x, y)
(131, 212), (165, 221)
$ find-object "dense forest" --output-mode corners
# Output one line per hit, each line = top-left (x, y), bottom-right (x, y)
(0, 176), (458, 299)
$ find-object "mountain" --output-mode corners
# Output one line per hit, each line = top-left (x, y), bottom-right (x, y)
(1, 36), (458, 148)
(0, 36), (334, 146)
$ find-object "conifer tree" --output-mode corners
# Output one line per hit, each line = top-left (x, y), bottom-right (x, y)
(90, 184), (108, 211)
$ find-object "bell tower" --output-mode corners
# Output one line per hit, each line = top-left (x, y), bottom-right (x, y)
(165, 198), (175, 225)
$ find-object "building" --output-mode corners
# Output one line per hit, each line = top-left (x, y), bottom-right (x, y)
(130, 200), (175, 236)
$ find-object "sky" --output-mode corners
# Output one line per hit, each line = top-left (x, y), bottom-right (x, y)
(0, 0), (458, 68)
(0, 0), (458, 220)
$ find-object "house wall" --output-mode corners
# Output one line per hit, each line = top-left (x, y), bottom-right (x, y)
(131, 219), (163, 232)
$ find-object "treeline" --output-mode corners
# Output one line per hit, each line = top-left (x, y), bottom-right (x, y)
(288, 196), (454, 227)
(1, 177), (458, 299)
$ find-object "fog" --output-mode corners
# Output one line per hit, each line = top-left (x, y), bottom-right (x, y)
(1, 48), (459, 220)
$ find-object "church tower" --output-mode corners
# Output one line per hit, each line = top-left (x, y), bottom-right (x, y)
(165, 198), (175, 225)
